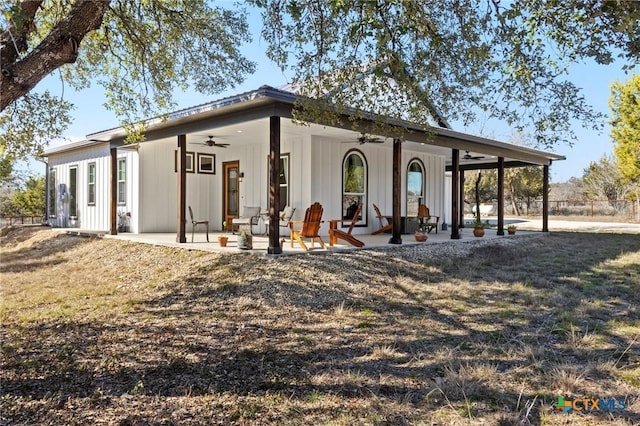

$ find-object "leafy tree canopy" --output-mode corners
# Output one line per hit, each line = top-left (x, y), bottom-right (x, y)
(582, 154), (635, 204)
(253, 0), (639, 147)
(1, 0), (256, 161)
(609, 74), (640, 184)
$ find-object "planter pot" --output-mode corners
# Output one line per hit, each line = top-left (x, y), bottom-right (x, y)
(507, 229), (516, 235)
(473, 227), (485, 237)
(414, 231), (428, 242)
(218, 236), (228, 247)
(237, 233), (253, 250)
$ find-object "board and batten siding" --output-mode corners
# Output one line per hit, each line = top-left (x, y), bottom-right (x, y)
(47, 145), (112, 231)
(308, 137), (445, 236)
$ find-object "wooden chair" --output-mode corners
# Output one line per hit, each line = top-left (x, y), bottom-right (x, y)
(289, 202), (326, 251)
(328, 204), (364, 247)
(188, 206), (209, 242)
(372, 203), (392, 235)
(418, 204), (440, 234)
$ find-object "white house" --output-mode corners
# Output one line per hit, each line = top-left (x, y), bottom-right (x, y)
(44, 85), (564, 253)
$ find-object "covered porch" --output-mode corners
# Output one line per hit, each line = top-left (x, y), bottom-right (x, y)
(91, 86), (564, 254)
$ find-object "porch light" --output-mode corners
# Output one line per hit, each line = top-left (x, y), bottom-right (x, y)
(238, 172), (244, 182)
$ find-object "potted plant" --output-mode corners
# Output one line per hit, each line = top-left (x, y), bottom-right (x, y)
(414, 223), (429, 242)
(217, 235), (229, 247)
(472, 217), (486, 237)
(507, 225), (517, 235)
(237, 225), (253, 250)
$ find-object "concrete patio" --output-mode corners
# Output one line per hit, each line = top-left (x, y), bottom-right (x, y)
(65, 216), (639, 255)
(101, 225), (535, 255)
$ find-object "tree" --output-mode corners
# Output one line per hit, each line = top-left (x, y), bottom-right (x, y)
(1, 0), (256, 161)
(253, 0), (638, 147)
(11, 175), (45, 216)
(463, 166), (544, 216)
(582, 155), (634, 210)
(610, 74), (640, 184)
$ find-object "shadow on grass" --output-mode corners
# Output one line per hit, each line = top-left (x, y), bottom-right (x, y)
(1, 232), (639, 424)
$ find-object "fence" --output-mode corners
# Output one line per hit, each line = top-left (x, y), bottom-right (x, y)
(507, 199), (639, 221)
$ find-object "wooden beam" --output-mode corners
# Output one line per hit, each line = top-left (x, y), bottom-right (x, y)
(176, 134), (187, 243)
(389, 138), (402, 244)
(268, 116), (282, 254)
(110, 147), (117, 235)
(458, 169), (465, 229)
(451, 149), (460, 239)
(543, 164), (549, 232)
(497, 157), (505, 235)
(446, 160), (534, 172)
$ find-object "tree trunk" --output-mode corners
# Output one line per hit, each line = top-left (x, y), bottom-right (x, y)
(1, 0), (111, 111)
(509, 181), (521, 216)
(474, 172), (482, 224)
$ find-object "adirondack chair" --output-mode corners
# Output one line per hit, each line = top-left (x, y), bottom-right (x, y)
(372, 203), (392, 235)
(418, 204), (440, 234)
(328, 204), (364, 247)
(289, 202), (326, 251)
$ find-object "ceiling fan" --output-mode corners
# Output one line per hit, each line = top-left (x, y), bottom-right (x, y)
(194, 135), (230, 148)
(463, 151), (485, 160)
(342, 132), (385, 145)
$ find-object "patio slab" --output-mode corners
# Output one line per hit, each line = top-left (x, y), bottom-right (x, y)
(103, 226), (532, 255)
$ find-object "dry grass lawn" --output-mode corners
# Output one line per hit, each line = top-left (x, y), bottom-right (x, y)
(1, 226), (639, 425)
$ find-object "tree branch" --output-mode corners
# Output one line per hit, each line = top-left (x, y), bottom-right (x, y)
(1, 0), (111, 111)
(0, 0), (44, 67)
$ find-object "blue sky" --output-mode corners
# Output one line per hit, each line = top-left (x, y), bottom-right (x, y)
(29, 7), (635, 184)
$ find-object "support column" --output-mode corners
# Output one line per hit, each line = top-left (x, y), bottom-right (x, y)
(389, 138), (402, 244)
(458, 169), (465, 229)
(110, 147), (117, 235)
(497, 157), (505, 235)
(176, 134), (187, 243)
(542, 164), (549, 232)
(268, 116), (282, 254)
(451, 149), (460, 239)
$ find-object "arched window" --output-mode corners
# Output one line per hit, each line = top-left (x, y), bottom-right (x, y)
(342, 150), (367, 225)
(406, 159), (425, 216)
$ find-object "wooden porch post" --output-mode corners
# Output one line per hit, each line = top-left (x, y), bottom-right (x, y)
(176, 134), (187, 243)
(458, 169), (465, 229)
(542, 164), (549, 232)
(268, 116), (282, 254)
(110, 147), (118, 235)
(389, 138), (402, 244)
(451, 149), (460, 239)
(497, 157), (505, 235)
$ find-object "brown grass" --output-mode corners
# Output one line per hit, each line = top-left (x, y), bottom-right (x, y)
(1, 226), (639, 425)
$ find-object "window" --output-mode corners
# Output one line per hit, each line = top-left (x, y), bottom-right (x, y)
(197, 153), (215, 174)
(174, 151), (195, 173)
(88, 162), (96, 205)
(279, 154), (289, 211)
(48, 168), (56, 217)
(406, 159), (425, 216)
(69, 166), (77, 218)
(342, 150), (367, 225)
(117, 158), (126, 205)
(267, 153), (290, 212)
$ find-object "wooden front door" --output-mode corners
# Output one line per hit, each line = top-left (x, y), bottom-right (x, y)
(223, 161), (239, 230)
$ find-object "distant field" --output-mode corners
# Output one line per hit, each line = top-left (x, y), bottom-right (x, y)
(1, 226), (639, 425)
